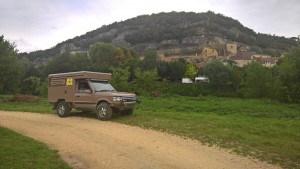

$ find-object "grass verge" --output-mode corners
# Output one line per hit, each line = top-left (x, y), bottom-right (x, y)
(0, 95), (299, 168)
(0, 96), (53, 113)
(0, 127), (71, 169)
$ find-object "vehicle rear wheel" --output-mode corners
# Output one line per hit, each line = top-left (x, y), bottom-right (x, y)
(56, 101), (71, 117)
(96, 102), (112, 121)
(121, 108), (133, 116)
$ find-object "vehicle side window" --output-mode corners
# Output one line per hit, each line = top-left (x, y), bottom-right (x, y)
(77, 81), (91, 93)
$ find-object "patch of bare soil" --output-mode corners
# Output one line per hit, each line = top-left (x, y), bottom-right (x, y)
(0, 111), (280, 169)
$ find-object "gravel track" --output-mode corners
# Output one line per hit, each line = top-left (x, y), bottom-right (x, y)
(0, 111), (280, 169)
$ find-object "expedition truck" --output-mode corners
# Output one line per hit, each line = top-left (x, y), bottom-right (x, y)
(48, 71), (138, 120)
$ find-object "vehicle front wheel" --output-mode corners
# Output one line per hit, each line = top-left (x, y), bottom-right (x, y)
(56, 101), (71, 117)
(96, 102), (112, 121)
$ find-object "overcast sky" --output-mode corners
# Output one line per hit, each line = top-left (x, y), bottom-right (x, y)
(0, 0), (299, 53)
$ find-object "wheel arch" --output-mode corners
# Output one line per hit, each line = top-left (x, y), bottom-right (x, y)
(96, 99), (110, 107)
(54, 99), (72, 110)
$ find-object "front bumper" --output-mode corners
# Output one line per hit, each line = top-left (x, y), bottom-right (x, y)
(110, 101), (136, 110)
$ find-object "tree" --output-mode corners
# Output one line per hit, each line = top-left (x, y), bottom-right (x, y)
(45, 53), (92, 75)
(240, 61), (274, 98)
(132, 68), (161, 94)
(0, 35), (21, 94)
(123, 57), (141, 81)
(141, 49), (159, 71)
(90, 42), (116, 71)
(184, 63), (198, 80)
(202, 61), (231, 90)
(158, 61), (186, 82)
(89, 42), (135, 71)
(109, 67), (130, 91)
(275, 45), (300, 102)
(230, 67), (243, 95)
(169, 61), (186, 82)
(23, 76), (48, 97)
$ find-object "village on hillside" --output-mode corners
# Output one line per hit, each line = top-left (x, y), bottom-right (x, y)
(157, 36), (281, 68)
(66, 36), (281, 70)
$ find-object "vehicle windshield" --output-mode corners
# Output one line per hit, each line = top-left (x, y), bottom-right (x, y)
(90, 81), (116, 92)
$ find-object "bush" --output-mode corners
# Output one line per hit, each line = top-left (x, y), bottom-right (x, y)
(22, 76), (48, 98)
(10, 94), (39, 103)
(150, 91), (161, 98)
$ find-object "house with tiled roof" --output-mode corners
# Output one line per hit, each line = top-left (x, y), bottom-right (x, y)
(254, 57), (280, 67)
(231, 52), (256, 67)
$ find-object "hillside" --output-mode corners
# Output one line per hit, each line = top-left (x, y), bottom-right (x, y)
(22, 11), (297, 66)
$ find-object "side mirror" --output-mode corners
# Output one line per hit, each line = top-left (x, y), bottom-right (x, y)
(136, 98), (141, 104)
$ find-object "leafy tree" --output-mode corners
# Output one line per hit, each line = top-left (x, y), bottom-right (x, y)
(45, 53), (92, 74)
(89, 42), (135, 71)
(275, 46), (300, 102)
(158, 61), (186, 82)
(23, 76), (48, 97)
(116, 47), (135, 63)
(123, 57), (141, 81)
(90, 42), (120, 71)
(109, 67), (130, 91)
(0, 35), (21, 94)
(132, 68), (161, 94)
(168, 61), (186, 82)
(184, 63), (198, 80)
(141, 49), (159, 71)
(230, 67), (243, 95)
(240, 61), (274, 98)
(202, 61), (232, 90)
(18, 56), (33, 78)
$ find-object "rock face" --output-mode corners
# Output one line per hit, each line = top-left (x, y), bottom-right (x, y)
(60, 43), (79, 54)
(182, 35), (206, 45)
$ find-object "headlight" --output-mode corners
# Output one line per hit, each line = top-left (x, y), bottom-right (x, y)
(113, 96), (123, 102)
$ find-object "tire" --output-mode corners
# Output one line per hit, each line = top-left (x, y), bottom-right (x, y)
(56, 101), (71, 117)
(121, 108), (133, 116)
(96, 102), (112, 121)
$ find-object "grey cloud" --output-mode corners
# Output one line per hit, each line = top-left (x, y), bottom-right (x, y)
(224, 0), (300, 37)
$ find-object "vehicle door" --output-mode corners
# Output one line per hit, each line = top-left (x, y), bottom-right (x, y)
(74, 80), (96, 110)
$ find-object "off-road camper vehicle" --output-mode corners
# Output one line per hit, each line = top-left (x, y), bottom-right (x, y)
(48, 71), (137, 120)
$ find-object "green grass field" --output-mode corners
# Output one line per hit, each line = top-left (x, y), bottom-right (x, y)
(0, 127), (71, 169)
(0, 95), (299, 168)
(114, 96), (300, 168)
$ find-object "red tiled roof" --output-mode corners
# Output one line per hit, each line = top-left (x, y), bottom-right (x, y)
(255, 57), (280, 64)
(231, 52), (256, 60)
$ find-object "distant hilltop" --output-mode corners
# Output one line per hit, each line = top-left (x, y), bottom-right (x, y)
(22, 11), (297, 66)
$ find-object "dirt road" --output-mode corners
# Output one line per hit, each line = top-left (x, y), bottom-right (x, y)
(0, 111), (279, 169)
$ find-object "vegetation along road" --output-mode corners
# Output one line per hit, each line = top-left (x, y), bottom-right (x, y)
(0, 111), (279, 169)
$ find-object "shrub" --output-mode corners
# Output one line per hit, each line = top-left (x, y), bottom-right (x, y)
(10, 94), (39, 103)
